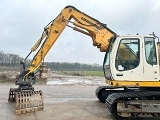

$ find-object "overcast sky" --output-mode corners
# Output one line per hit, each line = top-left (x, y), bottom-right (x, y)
(0, 0), (160, 65)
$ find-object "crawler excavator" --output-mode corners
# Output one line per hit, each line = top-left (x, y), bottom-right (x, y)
(8, 5), (160, 118)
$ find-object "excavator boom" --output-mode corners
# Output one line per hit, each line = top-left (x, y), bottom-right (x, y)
(28, 6), (116, 73)
(8, 5), (116, 114)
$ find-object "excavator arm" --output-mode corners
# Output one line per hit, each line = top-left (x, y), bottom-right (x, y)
(26, 5), (116, 75)
(9, 5), (116, 114)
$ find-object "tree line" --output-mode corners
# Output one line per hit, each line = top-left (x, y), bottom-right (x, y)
(45, 62), (103, 71)
(0, 51), (22, 71)
(0, 50), (103, 71)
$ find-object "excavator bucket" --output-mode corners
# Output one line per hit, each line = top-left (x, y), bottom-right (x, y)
(8, 88), (44, 114)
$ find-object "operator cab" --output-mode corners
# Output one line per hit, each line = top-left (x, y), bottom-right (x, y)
(103, 34), (159, 81)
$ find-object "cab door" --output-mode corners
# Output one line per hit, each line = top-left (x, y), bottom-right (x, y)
(111, 36), (144, 81)
(142, 37), (159, 81)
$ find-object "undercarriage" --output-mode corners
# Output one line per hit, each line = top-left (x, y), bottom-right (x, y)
(96, 86), (160, 119)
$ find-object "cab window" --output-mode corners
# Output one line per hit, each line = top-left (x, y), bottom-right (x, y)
(115, 39), (140, 71)
(144, 37), (157, 65)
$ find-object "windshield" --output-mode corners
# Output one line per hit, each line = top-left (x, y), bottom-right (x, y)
(103, 50), (112, 79)
(103, 36), (116, 80)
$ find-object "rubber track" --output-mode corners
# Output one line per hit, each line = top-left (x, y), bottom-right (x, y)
(106, 91), (160, 118)
(95, 86), (115, 99)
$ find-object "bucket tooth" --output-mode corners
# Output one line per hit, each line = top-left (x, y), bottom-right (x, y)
(8, 88), (17, 102)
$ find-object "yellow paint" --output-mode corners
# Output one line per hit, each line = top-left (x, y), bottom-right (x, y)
(106, 80), (160, 87)
(28, 6), (115, 74)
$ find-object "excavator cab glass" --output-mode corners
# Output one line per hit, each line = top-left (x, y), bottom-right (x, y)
(103, 51), (112, 79)
(144, 37), (157, 65)
(115, 39), (140, 71)
(103, 37), (142, 80)
(103, 42), (113, 80)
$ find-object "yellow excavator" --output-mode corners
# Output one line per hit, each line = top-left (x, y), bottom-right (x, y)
(8, 5), (160, 118)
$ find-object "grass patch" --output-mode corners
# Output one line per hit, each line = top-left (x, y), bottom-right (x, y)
(0, 79), (6, 83)
(84, 71), (104, 77)
(0, 79), (14, 83)
(59, 71), (104, 77)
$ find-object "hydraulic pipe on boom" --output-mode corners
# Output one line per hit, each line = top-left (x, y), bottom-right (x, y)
(8, 5), (116, 114)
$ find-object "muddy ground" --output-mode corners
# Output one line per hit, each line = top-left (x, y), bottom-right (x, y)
(0, 72), (117, 120)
